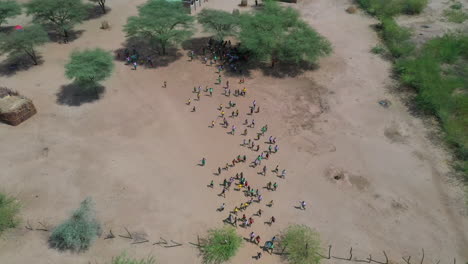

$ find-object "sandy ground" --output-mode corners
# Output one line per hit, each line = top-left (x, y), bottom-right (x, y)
(0, 0), (467, 263)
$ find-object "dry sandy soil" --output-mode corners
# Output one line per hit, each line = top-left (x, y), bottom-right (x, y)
(0, 0), (467, 263)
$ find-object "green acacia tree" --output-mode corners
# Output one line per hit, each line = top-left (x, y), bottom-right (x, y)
(25, 0), (90, 43)
(0, 24), (49, 65)
(65, 48), (114, 96)
(124, 0), (195, 55)
(239, 0), (331, 67)
(197, 9), (239, 41)
(0, 0), (21, 26)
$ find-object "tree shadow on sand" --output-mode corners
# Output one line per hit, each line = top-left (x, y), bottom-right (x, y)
(114, 37), (183, 69)
(181, 36), (211, 53)
(47, 29), (85, 44)
(0, 54), (44, 77)
(181, 36), (317, 78)
(86, 5), (111, 20)
(56, 82), (105, 106)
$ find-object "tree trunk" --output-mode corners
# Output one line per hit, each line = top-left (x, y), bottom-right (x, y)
(99, 0), (106, 14)
(271, 59), (277, 68)
(63, 29), (69, 43)
(162, 43), (167, 55)
(25, 49), (38, 65)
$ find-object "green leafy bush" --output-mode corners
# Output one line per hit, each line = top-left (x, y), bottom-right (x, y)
(200, 226), (243, 264)
(402, 0), (429, 14)
(0, 193), (20, 234)
(49, 198), (101, 251)
(379, 17), (415, 58)
(111, 253), (156, 264)
(450, 1), (463, 10)
(278, 225), (322, 264)
(371, 45), (386, 55)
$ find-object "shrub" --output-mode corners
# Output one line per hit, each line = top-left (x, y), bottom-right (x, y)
(111, 253), (156, 264)
(443, 9), (468, 23)
(356, 0), (428, 17)
(402, 0), (428, 14)
(371, 45), (386, 55)
(200, 226), (243, 264)
(278, 225), (322, 264)
(0, 193), (20, 234)
(49, 197), (101, 251)
(450, 1), (463, 10)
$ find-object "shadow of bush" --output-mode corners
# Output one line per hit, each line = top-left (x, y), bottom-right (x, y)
(0, 53), (44, 77)
(56, 82), (105, 106)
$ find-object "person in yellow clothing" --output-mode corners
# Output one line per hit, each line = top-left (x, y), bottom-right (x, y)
(242, 87), (247, 96)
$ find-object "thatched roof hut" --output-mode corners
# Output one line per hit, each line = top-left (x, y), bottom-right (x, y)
(0, 87), (36, 126)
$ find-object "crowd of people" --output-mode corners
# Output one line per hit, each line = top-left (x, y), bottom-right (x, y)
(185, 38), (306, 260)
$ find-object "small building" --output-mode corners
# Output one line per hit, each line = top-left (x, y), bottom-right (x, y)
(0, 87), (36, 126)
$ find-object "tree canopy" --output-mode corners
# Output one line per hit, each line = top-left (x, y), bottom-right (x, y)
(239, 0), (331, 66)
(25, 0), (90, 42)
(0, 0), (22, 26)
(65, 48), (114, 84)
(197, 9), (239, 41)
(124, 0), (195, 55)
(0, 24), (49, 65)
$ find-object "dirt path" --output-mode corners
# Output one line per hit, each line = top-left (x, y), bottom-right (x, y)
(0, 0), (466, 263)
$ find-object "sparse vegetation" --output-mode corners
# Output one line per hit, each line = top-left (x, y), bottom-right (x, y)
(0, 193), (20, 234)
(396, 35), (468, 178)
(124, 0), (195, 55)
(49, 198), (101, 251)
(358, 0), (468, 180)
(356, 0), (428, 17)
(278, 225), (323, 264)
(200, 226), (243, 264)
(0, 0), (22, 27)
(111, 253), (156, 264)
(239, 0), (331, 67)
(0, 24), (49, 65)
